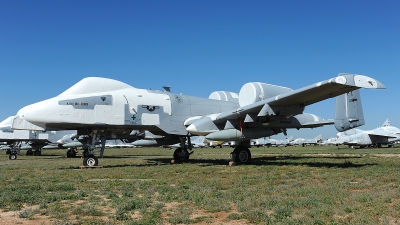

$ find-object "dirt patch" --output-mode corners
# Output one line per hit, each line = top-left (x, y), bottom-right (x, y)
(0, 207), (51, 225)
(371, 154), (400, 158)
(188, 202), (247, 225)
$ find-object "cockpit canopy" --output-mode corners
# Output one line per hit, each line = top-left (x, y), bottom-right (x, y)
(58, 77), (134, 96)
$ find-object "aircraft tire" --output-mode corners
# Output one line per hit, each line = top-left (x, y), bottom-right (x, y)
(231, 146), (251, 163)
(9, 154), (17, 160)
(83, 155), (98, 167)
(34, 150), (41, 156)
(67, 149), (76, 158)
(173, 147), (189, 162)
(26, 150), (33, 156)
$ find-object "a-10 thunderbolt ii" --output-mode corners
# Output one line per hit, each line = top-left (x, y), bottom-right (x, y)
(337, 119), (400, 148)
(0, 116), (74, 158)
(11, 73), (385, 166)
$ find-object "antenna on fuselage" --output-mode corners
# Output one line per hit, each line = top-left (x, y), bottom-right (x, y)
(163, 86), (171, 92)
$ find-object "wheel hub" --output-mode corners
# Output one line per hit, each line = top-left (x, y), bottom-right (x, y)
(238, 151), (248, 162)
(87, 158), (96, 166)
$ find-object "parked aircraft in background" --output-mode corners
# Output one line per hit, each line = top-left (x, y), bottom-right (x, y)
(320, 137), (343, 146)
(104, 139), (135, 148)
(222, 141), (236, 148)
(338, 119), (400, 148)
(136, 136), (206, 149)
(0, 116), (73, 158)
(57, 130), (141, 157)
(252, 136), (294, 147)
(290, 134), (322, 147)
(11, 73), (385, 166)
(207, 140), (225, 148)
(191, 136), (206, 148)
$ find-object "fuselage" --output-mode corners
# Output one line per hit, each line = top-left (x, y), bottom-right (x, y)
(15, 77), (239, 136)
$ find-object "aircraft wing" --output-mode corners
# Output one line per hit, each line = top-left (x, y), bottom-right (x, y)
(211, 74), (384, 122)
(187, 74), (385, 137)
(368, 133), (398, 139)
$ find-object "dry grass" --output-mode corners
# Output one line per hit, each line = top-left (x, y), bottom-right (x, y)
(1, 145), (400, 224)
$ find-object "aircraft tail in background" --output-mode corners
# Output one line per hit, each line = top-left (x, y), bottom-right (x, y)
(382, 119), (390, 127)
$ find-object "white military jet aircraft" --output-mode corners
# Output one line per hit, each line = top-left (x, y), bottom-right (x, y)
(252, 136), (294, 147)
(11, 73), (385, 166)
(290, 134), (322, 147)
(338, 119), (400, 148)
(0, 116), (73, 159)
(320, 137), (343, 146)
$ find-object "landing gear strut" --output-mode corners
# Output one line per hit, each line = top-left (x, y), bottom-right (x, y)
(81, 132), (105, 167)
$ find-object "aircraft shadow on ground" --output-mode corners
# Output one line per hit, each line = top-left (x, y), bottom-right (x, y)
(100, 155), (376, 169)
(102, 154), (168, 159)
(251, 158), (375, 168)
(16, 154), (375, 169)
(7, 155), (66, 160)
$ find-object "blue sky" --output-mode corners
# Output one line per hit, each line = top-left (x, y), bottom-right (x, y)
(1, 0), (399, 139)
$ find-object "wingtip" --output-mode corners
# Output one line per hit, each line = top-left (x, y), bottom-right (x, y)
(338, 73), (386, 89)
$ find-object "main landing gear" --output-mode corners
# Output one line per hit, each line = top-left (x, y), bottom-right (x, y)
(173, 136), (193, 162)
(229, 140), (252, 163)
(81, 132), (106, 167)
(26, 149), (41, 156)
(230, 145), (252, 163)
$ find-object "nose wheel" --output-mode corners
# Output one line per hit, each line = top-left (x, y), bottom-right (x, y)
(83, 155), (99, 167)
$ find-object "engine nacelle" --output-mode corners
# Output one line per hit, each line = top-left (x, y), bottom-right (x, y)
(238, 82), (292, 107)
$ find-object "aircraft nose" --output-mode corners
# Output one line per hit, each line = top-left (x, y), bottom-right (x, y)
(16, 99), (54, 125)
(17, 102), (44, 123)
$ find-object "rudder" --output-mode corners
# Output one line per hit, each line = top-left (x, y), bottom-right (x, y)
(334, 90), (365, 132)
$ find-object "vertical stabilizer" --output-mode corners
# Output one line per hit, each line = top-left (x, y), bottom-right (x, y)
(382, 119), (390, 127)
(314, 134), (322, 141)
(334, 90), (365, 132)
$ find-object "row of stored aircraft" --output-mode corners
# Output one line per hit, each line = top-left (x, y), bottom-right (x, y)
(1, 73), (386, 166)
(251, 134), (322, 147)
(324, 119), (400, 148)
